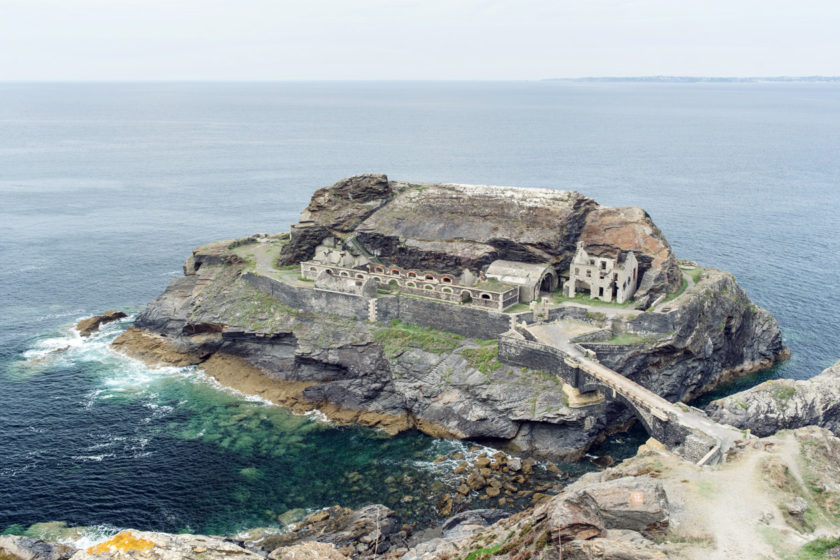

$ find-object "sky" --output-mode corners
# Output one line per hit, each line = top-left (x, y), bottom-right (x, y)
(1, 0), (838, 80)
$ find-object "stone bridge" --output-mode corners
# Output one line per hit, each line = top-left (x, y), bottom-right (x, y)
(498, 335), (743, 465)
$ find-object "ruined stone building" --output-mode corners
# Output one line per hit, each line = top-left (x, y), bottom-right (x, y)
(564, 242), (639, 304)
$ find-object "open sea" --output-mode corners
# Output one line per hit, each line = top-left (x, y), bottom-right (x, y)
(1, 81), (838, 541)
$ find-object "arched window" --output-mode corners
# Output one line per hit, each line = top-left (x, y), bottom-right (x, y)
(407, 271), (417, 278)
(424, 285), (434, 290)
(309, 267), (317, 272)
(325, 269), (334, 275)
(480, 293), (491, 300)
(460, 291), (472, 304)
(375, 266), (384, 273)
(339, 271), (350, 277)
(441, 276), (453, 284)
(442, 287), (453, 294)
(406, 282), (416, 288)
(424, 274), (435, 281)
(391, 269), (401, 276)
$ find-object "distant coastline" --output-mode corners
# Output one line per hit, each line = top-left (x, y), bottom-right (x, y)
(544, 76), (840, 83)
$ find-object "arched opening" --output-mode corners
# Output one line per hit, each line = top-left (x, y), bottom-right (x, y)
(309, 267), (317, 272)
(407, 271), (417, 278)
(339, 271), (350, 277)
(480, 293), (491, 300)
(375, 266), (384, 274)
(325, 269), (334, 276)
(442, 287), (453, 294)
(424, 274), (435, 281)
(460, 291), (472, 304)
(356, 274), (365, 279)
(391, 269), (401, 276)
(441, 276), (453, 284)
(388, 279), (399, 292)
(406, 282), (416, 288)
(424, 285), (434, 291)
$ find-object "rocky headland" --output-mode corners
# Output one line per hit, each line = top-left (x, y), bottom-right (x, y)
(110, 174), (786, 461)
(706, 360), (840, 437)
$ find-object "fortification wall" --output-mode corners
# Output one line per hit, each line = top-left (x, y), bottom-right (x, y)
(243, 273), (370, 321)
(375, 296), (512, 339)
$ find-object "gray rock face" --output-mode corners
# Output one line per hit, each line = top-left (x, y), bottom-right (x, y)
(280, 175), (682, 302)
(706, 360), (840, 437)
(586, 269), (786, 404)
(0, 535), (75, 560)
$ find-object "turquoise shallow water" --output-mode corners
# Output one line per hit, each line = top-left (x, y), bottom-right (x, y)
(1, 81), (838, 538)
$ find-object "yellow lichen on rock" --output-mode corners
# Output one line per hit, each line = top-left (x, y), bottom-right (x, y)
(87, 531), (155, 555)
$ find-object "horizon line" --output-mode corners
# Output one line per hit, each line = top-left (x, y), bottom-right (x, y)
(1, 75), (840, 84)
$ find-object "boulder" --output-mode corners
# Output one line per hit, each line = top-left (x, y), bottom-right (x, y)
(0, 535), (75, 560)
(67, 531), (261, 559)
(571, 476), (669, 533)
(75, 310), (127, 337)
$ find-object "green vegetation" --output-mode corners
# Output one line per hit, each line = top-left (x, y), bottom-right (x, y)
(552, 291), (636, 309)
(585, 311), (607, 322)
(603, 333), (657, 345)
(373, 320), (464, 359)
(276, 264), (298, 270)
(461, 344), (502, 375)
(772, 384), (796, 402)
(793, 537), (840, 559)
(664, 278), (689, 302)
(461, 531), (516, 559)
(503, 302), (531, 313)
(685, 266), (704, 283)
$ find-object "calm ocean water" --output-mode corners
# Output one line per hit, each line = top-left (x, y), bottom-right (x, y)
(1, 82), (838, 538)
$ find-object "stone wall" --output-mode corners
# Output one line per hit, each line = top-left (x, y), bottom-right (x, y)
(243, 273), (370, 321)
(375, 296), (512, 339)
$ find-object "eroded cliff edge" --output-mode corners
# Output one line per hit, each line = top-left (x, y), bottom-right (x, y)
(112, 175), (787, 460)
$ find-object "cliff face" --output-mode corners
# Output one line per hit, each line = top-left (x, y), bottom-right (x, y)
(279, 175), (682, 305)
(585, 269), (787, 404)
(706, 360), (840, 437)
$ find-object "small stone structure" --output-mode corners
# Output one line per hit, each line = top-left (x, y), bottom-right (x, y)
(485, 260), (558, 303)
(314, 270), (378, 298)
(300, 261), (520, 311)
(564, 242), (639, 304)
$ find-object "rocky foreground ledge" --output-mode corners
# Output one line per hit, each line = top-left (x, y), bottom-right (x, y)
(5, 427), (840, 560)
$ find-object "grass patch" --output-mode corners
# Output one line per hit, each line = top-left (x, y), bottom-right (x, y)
(771, 383), (796, 402)
(585, 311), (607, 322)
(793, 537), (840, 559)
(664, 278), (689, 302)
(603, 333), (655, 345)
(461, 344), (502, 375)
(275, 264), (298, 270)
(682, 266), (704, 283)
(373, 320), (463, 359)
(504, 302), (531, 313)
(552, 291), (636, 309)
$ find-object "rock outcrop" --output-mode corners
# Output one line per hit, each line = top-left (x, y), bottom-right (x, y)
(280, 175), (682, 304)
(75, 310), (127, 337)
(110, 176), (786, 461)
(706, 360), (840, 437)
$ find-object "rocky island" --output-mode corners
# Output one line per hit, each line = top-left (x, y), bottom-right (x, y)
(111, 174), (787, 462)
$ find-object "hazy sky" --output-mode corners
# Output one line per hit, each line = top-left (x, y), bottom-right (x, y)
(1, 0), (838, 80)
